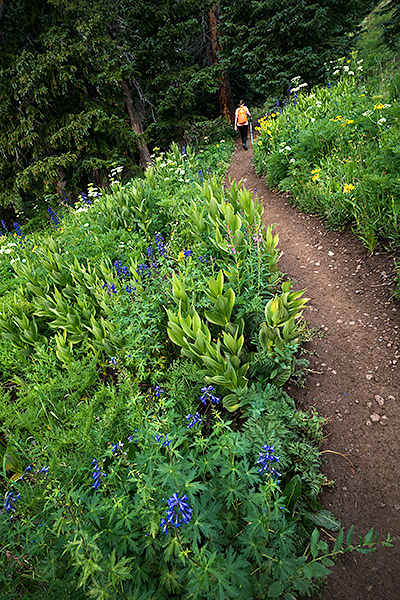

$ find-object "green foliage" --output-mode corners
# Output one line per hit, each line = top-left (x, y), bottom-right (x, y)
(0, 140), (388, 598)
(0, 390), (390, 600)
(220, 0), (376, 101)
(254, 50), (400, 252)
(0, 0), (223, 216)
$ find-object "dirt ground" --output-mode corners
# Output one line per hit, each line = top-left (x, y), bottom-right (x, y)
(226, 139), (400, 600)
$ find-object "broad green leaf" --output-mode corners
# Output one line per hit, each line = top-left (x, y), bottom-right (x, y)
(307, 510), (341, 531)
(303, 561), (332, 579)
(333, 528), (344, 553)
(346, 525), (354, 548)
(310, 528), (319, 559)
(268, 581), (284, 598)
(283, 475), (302, 513)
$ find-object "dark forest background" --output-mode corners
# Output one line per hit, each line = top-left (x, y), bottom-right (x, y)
(0, 0), (397, 219)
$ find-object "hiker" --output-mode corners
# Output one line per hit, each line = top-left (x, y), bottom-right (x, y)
(234, 100), (251, 150)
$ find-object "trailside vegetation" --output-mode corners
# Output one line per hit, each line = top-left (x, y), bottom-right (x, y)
(253, 4), (400, 257)
(0, 142), (391, 599)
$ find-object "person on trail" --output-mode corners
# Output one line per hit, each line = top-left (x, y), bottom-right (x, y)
(234, 100), (251, 150)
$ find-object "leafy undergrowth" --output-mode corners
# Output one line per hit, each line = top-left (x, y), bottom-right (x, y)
(253, 9), (400, 277)
(0, 141), (391, 599)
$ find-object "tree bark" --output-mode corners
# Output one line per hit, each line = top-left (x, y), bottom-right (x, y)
(121, 79), (152, 169)
(208, 3), (234, 124)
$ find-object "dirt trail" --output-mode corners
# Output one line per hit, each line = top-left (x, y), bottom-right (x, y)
(226, 140), (400, 600)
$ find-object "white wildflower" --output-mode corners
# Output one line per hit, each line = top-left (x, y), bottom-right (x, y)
(377, 118), (387, 124)
(333, 70), (340, 76)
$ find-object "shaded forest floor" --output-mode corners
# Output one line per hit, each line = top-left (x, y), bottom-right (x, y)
(226, 138), (400, 600)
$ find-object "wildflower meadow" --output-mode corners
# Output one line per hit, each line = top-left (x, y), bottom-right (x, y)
(0, 139), (390, 599)
(253, 52), (400, 260)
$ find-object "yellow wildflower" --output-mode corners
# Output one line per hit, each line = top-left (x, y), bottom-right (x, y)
(178, 250), (185, 261)
(312, 173), (320, 181)
(343, 183), (355, 193)
(258, 140), (262, 146)
(311, 168), (321, 174)
(374, 103), (384, 110)
(267, 130), (272, 135)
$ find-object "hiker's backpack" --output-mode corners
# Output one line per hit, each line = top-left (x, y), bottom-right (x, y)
(237, 106), (248, 125)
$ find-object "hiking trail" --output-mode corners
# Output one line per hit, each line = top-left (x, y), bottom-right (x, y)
(226, 139), (400, 600)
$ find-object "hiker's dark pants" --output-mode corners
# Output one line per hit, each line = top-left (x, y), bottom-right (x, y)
(238, 124), (248, 146)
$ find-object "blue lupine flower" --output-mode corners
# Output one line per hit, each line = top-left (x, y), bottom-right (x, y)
(1, 219), (8, 234)
(13, 222), (27, 247)
(155, 434), (171, 447)
(110, 356), (118, 366)
(183, 249), (192, 258)
(19, 465), (32, 481)
(127, 429), (138, 443)
(186, 412), (202, 429)
(103, 283), (117, 297)
(154, 385), (164, 398)
(146, 246), (154, 257)
(92, 458), (106, 490)
(155, 233), (167, 257)
(125, 284), (135, 294)
(200, 385), (220, 405)
(182, 146), (187, 156)
(111, 443), (119, 453)
(160, 493), (193, 534)
(137, 263), (150, 277)
(198, 255), (207, 263)
(198, 170), (204, 183)
(114, 260), (130, 280)
(4, 491), (21, 513)
(80, 192), (91, 205)
(38, 466), (49, 475)
(48, 207), (63, 228)
(257, 445), (281, 482)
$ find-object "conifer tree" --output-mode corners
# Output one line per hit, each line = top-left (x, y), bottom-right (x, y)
(219, 0), (377, 101)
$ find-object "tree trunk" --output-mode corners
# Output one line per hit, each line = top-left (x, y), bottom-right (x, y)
(121, 79), (152, 169)
(208, 3), (234, 124)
